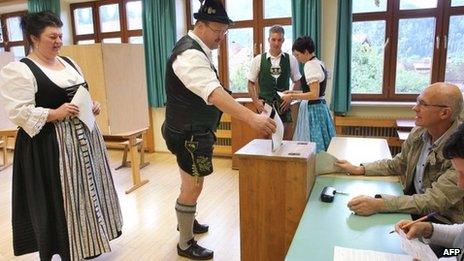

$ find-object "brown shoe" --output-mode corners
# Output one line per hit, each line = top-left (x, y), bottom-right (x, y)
(177, 238), (214, 260)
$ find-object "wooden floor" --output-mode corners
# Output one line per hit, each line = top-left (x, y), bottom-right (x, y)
(0, 150), (240, 261)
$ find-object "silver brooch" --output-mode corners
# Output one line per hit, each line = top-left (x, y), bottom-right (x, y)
(207, 7), (216, 14)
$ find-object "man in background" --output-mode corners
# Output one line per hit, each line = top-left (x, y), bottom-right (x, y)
(247, 25), (301, 140)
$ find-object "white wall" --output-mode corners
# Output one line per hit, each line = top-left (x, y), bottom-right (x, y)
(321, 0), (337, 109)
(0, 0), (27, 13)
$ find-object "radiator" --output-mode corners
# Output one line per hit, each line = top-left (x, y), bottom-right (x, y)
(335, 117), (403, 156)
(214, 114), (232, 156)
(342, 126), (398, 138)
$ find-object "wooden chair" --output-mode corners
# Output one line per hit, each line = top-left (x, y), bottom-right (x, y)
(0, 130), (16, 171)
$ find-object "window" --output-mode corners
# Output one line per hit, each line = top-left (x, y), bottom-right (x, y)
(71, 0), (142, 44)
(352, 0), (464, 101)
(186, 0), (293, 94)
(0, 11), (28, 60)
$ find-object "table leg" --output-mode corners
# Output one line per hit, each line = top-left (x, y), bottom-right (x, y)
(125, 135), (149, 194)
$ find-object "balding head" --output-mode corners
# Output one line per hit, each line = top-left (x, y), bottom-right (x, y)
(424, 82), (463, 120)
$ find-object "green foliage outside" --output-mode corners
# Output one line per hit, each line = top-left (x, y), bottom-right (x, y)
(230, 63), (249, 93)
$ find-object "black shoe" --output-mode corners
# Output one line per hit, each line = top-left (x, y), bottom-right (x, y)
(83, 254), (102, 260)
(177, 219), (209, 234)
(177, 238), (214, 260)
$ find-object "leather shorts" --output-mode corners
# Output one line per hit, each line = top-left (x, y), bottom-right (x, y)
(162, 122), (216, 177)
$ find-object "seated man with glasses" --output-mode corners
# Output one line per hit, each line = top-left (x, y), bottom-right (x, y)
(336, 82), (464, 225)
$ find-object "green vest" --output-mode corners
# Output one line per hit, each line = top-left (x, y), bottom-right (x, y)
(258, 52), (291, 102)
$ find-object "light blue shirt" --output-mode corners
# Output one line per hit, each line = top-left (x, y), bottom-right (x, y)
(414, 132), (445, 194)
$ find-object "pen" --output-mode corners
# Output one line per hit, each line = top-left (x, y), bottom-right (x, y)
(389, 211), (437, 234)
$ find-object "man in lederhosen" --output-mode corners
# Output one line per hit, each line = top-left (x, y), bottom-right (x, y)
(247, 25), (302, 140)
(162, 0), (276, 259)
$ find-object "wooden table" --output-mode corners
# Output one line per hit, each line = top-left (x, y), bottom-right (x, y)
(396, 118), (415, 129)
(235, 139), (316, 261)
(104, 128), (149, 193)
(0, 129), (17, 171)
(231, 98), (264, 169)
(396, 119), (415, 141)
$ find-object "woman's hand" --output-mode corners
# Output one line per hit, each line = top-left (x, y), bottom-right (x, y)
(280, 93), (292, 111)
(92, 101), (101, 115)
(253, 99), (265, 113)
(48, 103), (79, 121)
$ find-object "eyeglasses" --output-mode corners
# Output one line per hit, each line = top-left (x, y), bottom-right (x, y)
(415, 98), (449, 108)
(206, 23), (229, 36)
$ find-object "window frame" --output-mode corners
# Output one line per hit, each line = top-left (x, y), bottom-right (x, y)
(0, 11), (29, 56)
(352, 0), (464, 102)
(70, 0), (142, 44)
(186, 0), (292, 97)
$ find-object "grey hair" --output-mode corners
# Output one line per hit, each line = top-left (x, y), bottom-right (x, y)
(449, 91), (463, 120)
(269, 25), (284, 36)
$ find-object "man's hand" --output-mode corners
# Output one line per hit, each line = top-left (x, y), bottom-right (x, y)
(395, 220), (433, 240)
(335, 160), (365, 175)
(253, 99), (265, 113)
(92, 101), (101, 116)
(248, 113), (276, 136)
(347, 195), (384, 216)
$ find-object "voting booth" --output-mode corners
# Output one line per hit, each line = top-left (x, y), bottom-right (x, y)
(235, 139), (316, 261)
(60, 44), (150, 193)
(0, 52), (17, 170)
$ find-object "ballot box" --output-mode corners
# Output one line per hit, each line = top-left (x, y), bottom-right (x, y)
(235, 139), (316, 261)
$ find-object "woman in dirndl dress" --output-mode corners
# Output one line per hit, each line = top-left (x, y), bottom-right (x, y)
(281, 36), (335, 152)
(0, 11), (123, 260)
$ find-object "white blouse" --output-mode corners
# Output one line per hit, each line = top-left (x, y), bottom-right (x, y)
(304, 58), (326, 84)
(247, 51), (302, 84)
(0, 56), (85, 137)
(172, 31), (222, 105)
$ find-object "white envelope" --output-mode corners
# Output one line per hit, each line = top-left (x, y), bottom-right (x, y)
(271, 109), (284, 152)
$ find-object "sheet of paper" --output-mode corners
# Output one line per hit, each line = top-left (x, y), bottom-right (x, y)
(262, 103), (273, 118)
(71, 86), (95, 131)
(398, 229), (438, 261)
(316, 151), (344, 175)
(271, 110), (283, 152)
(333, 246), (410, 261)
